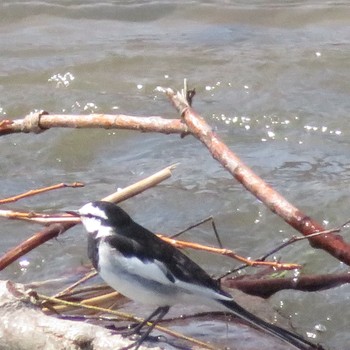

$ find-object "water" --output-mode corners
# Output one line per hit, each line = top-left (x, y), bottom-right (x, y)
(1, 1), (350, 349)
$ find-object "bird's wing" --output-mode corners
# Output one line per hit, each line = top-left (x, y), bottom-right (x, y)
(105, 233), (176, 285)
(115, 220), (232, 299)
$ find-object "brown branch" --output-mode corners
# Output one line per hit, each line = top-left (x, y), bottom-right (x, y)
(0, 182), (84, 204)
(223, 272), (350, 299)
(0, 112), (188, 136)
(0, 223), (71, 271)
(165, 87), (350, 265)
(158, 234), (300, 270)
(53, 270), (98, 298)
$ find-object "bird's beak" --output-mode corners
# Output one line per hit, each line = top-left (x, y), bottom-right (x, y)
(66, 210), (80, 217)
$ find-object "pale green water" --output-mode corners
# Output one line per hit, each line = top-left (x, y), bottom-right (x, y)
(1, 1), (350, 349)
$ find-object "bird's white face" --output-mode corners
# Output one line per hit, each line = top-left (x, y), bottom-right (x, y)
(78, 202), (114, 238)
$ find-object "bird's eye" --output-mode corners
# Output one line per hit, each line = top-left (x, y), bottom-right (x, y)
(82, 213), (95, 219)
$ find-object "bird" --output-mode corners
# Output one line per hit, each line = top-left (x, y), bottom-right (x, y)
(68, 200), (324, 350)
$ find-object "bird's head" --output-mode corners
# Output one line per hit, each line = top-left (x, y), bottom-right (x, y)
(67, 201), (131, 238)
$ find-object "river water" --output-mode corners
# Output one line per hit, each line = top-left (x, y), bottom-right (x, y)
(1, 1), (349, 349)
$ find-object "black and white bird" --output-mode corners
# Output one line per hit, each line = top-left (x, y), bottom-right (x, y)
(70, 200), (323, 350)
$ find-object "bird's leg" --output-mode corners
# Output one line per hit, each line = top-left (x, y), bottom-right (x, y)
(121, 306), (170, 350)
(119, 306), (167, 336)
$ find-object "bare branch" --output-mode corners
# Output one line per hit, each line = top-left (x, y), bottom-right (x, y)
(158, 234), (300, 270)
(0, 182), (84, 204)
(165, 86), (350, 266)
(0, 113), (188, 136)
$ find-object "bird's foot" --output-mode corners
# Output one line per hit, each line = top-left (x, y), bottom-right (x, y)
(106, 321), (145, 337)
(120, 333), (163, 350)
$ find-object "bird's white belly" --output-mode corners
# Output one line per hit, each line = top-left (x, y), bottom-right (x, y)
(97, 239), (232, 308)
(98, 240), (181, 306)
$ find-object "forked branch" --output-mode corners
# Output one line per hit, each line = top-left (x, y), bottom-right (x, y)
(165, 86), (350, 265)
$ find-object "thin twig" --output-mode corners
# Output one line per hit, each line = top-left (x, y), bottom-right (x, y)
(219, 220), (350, 280)
(0, 182), (84, 204)
(0, 210), (81, 224)
(159, 235), (300, 270)
(53, 270), (97, 298)
(171, 215), (224, 249)
(259, 221), (350, 262)
(211, 219), (224, 249)
(170, 216), (213, 238)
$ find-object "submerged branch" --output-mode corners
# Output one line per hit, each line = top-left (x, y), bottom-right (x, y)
(223, 272), (350, 298)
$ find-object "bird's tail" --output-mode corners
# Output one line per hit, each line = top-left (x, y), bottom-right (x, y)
(219, 299), (324, 350)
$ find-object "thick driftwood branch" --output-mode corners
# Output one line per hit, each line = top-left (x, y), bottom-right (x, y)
(0, 223), (73, 271)
(223, 273), (350, 298)
(0, 280), (305, 350)
(165, 88), (350, 265)
(0, 281), (151, 350)
(0, 112), (188, 136)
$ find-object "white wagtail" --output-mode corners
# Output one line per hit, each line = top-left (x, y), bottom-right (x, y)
(68, 201), (323, 350)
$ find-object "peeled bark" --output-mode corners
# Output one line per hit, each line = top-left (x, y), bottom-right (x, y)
(0, 280), (154, 350)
